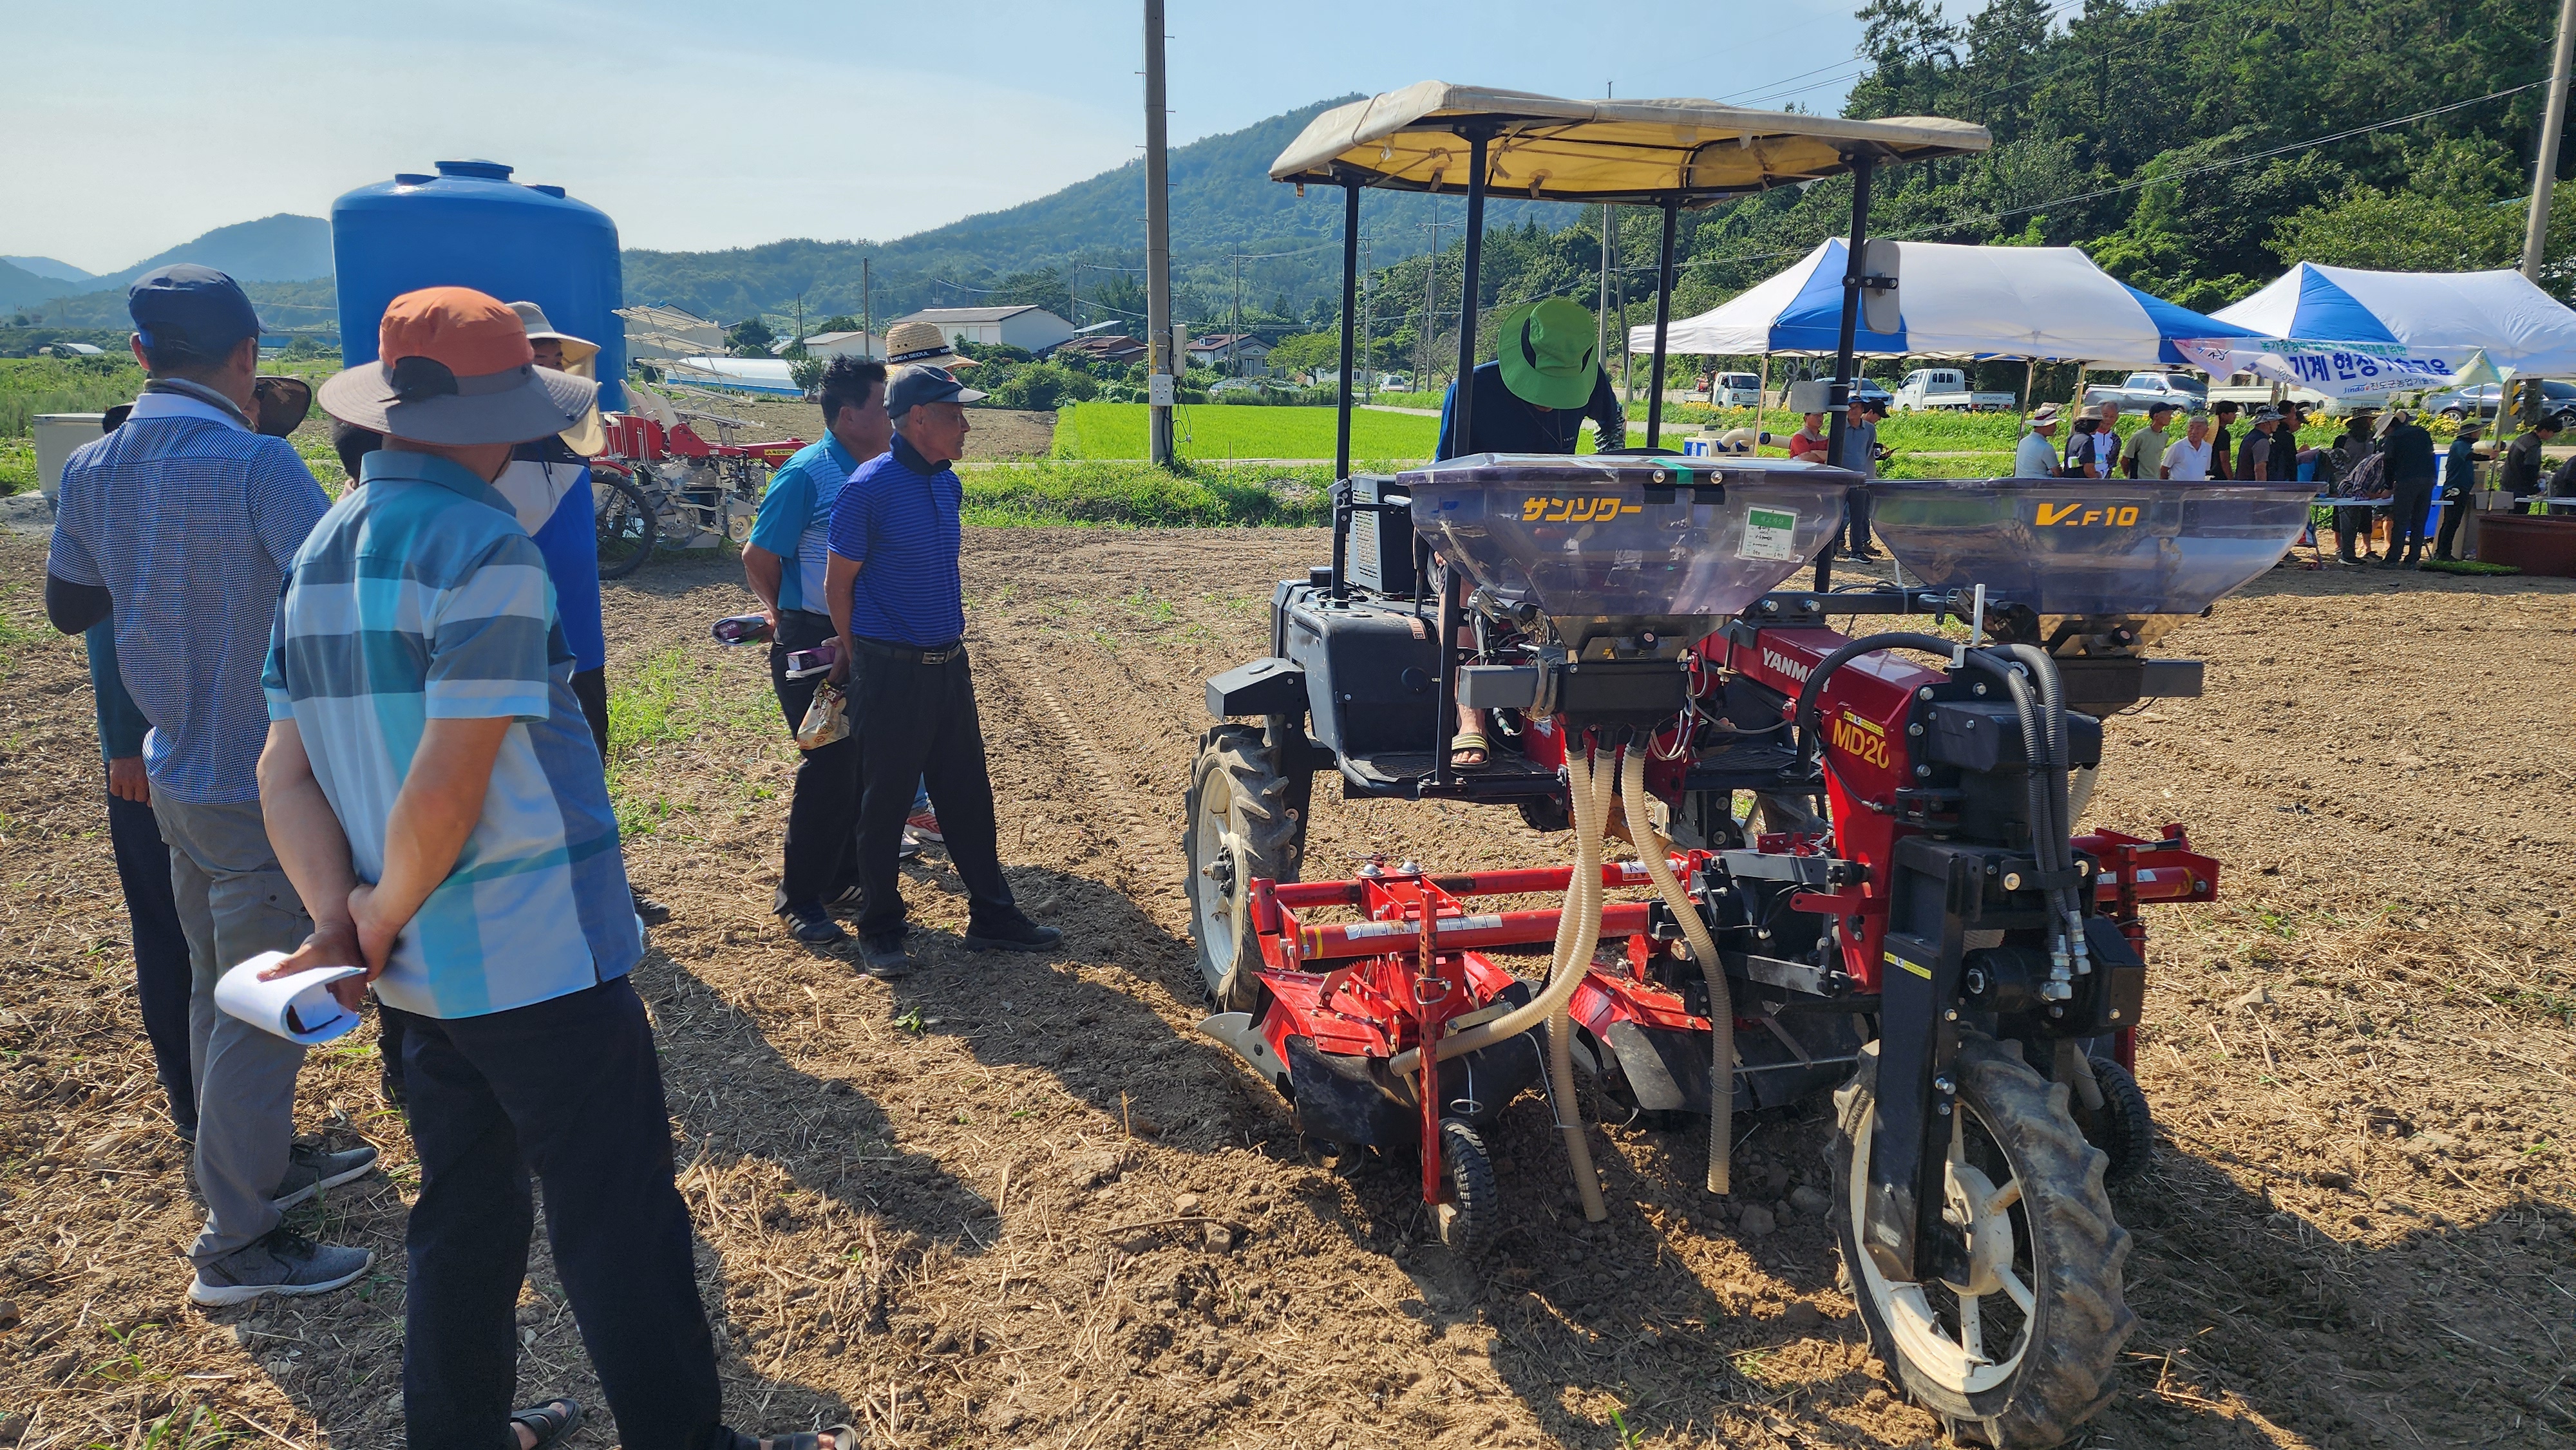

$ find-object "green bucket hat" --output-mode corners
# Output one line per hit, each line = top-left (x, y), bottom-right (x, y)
(1495, 297), (1602, 410)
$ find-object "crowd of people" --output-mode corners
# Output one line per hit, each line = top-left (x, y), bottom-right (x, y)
(46, 265), (1059, 1450)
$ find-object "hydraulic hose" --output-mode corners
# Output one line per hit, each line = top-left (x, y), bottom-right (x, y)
(1623, 748), (1733, 1196)
(2005, 643), (2092, 979)
(1386, 744), (1613, 1221)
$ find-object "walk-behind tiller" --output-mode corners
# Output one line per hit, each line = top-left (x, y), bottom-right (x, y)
(1180, 85), (2316, 1447)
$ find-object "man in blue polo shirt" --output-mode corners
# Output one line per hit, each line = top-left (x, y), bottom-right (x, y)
(262, 287), (820, 1450)
(744, 355), (895, 947)
(825, 365), (1061, 975)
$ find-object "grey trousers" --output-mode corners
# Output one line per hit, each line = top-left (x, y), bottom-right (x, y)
(156, 795), (314, 1267)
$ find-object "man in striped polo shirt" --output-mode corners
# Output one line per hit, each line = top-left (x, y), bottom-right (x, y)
(260, 288), (805, 1449)
(825, 364), (1061, 975)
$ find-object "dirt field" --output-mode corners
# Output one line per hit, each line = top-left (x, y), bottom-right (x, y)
(2, 527), (2571, 1450)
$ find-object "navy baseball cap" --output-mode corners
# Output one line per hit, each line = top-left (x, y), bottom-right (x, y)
(128, 264), (261, 360)
(884, 364), (987, 417)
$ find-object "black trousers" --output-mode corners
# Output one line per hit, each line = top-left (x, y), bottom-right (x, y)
(571, 666), (610, 762)
(2388, 479), (2434, 561)
(2333, 504), (2376, 558)
(2435, 489), (2470, 558)
(395, 978), (735, 1450)
(849, 642), (1022, 941)
(1843, 487), (1874, 552)
(106, 785), (195, 1132)
(770, 610), (866, 912)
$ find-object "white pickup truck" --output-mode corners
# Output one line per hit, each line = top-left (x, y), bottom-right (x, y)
(2081, 372), (2210, 413)
(1892, 367), (2017, 411)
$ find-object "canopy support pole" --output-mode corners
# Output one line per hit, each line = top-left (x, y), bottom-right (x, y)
(1647, 197), (1680, 449)
(1817, 151), (1877, 590)
(1433, 130), (1490, 792)
(1331, 179), (1359, 601)
(1758, 353), (1771, 446)
(1336, 181), (1359, 482)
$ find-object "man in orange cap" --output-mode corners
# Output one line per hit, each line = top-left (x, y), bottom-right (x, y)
(261, 288), (849, 1450)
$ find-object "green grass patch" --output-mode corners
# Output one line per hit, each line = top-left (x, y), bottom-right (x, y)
(965, 459), (1343, 527)
(0, 437), (33, 495)
(0, 355), (142, 437)
(1055, 401), (1437, 462)
(603, 646), (768, 836)
(2420, 558), (2520, 576)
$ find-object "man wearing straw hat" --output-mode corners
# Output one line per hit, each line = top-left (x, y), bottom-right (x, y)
(2014, 405), (2063, 477)
(260, 287), (851, 1450)
(883, 318), (978, 374)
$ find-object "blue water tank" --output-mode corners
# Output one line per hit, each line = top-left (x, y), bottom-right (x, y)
(332, 159), (626, 409)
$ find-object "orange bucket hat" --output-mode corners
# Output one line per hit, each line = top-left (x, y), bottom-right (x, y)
(319, 287), (594, 446)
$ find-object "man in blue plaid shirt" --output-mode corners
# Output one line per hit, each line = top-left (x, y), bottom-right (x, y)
(46, 266), (377, 1305)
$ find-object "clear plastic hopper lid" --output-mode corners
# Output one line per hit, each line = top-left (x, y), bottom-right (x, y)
(1401, 454), (1859, 637)
(1863, 477), (2314, 617)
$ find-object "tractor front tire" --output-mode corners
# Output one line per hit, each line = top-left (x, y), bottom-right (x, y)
(1832, 1037), (2135, 1448)
(1184, 724), (1305, 1013)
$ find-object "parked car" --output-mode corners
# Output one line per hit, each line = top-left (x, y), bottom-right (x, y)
(1892, 367), (2016, 412)
(1377, 372), (1413, 391)
(1704, 371), (1763, 408)
(2080, 372), (2209, 413)
(2420, 380), (2576, 419)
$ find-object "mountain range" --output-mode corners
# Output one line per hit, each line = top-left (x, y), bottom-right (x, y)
(10, 98), (1555, 336)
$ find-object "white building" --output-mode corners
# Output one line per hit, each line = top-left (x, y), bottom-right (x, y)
(891, 305), (1075, 355)
(794, 330), (884, 359)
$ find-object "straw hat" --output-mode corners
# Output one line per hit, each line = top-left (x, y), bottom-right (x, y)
(884, 320), (974, 370)
(504, 301), (605, 454)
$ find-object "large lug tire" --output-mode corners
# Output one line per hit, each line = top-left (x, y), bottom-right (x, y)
(1515, 793), (1572, 833)
(1831, 1037), (2136, 1448)
(1432, 1118), (1499, 1257)
(1183, 723), (1305, 1013)
(2072, 1055), (2155, 1187)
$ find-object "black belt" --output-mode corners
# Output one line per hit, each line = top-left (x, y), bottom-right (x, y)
(851, 636), (966, 666)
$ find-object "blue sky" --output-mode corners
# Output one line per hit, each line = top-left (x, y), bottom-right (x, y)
(3, 0), (1884, 271)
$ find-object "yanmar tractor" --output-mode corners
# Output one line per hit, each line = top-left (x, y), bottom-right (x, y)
(1178, 85), (2312, 1447)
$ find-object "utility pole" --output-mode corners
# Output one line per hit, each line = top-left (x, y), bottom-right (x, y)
(1143, 0), (1176, 466)
(1419, 222), (1444, 392)
(861, 259), (873, 358)
(1359, 232), (1375, 403)
(1231, 247), (1244, 377)
(2526, 0), (2576, 285)
(793, 292), (804, 353)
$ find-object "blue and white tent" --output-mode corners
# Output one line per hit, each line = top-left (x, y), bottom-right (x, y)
(1637, 239), (2264, 366)
(2202, 263), (2576, 388)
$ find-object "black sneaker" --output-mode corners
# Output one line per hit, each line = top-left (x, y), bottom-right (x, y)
(782, 903), (848, 945)
(188, 1227), (372, 1306)
(632, 889), (673, 927)
(857, 935), (915, 979)
(963, 919), (1065, 955)
(270, 1142), (380, 1210)
(379, 1064), (408, 1112)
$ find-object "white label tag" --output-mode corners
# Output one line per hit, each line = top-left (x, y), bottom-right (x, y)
(1739, 505), (1799, 561)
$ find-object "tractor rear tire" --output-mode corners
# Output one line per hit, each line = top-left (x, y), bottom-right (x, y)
(1832, 1037), (2135, 1448)
(2073, 1055), (2154, 1187)
(1434, 1118), (1499, 1258)
(1184, 723), (1305, 1013)
(1515, 793), (1572, 834)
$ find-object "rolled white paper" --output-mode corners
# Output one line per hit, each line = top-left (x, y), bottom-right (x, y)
(215, 952), (366, 1044)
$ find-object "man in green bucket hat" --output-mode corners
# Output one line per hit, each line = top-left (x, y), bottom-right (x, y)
(1434, 296), (1626, 460)
(1430, 297), (1627, 767)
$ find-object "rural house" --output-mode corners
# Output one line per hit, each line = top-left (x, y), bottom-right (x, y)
(1187, 332), (1271, 375)
(772, 329), (885, 360)
(890, 305), (1075, 355)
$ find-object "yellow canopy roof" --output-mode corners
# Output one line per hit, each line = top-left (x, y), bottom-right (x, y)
(1270, 82), (1991, 203)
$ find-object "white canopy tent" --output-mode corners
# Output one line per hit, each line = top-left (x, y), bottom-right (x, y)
(1633, 239), (2262, 366)
(2182, 263), (2576, 396)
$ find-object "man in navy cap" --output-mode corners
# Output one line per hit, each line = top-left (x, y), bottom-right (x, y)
(824, 365), (1061, 977)
(45, 265), (377, 1305)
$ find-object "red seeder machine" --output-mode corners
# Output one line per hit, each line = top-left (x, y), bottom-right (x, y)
(588, 410), (805, 578)
(1180, 84), (2314, 1447)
